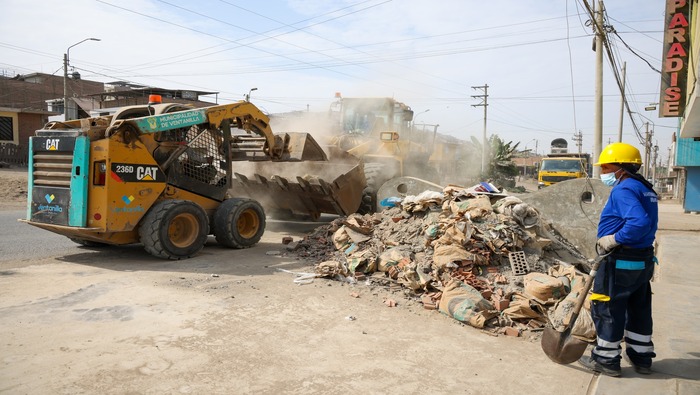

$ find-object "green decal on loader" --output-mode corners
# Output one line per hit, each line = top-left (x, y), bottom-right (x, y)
(135, 109), (207, 133)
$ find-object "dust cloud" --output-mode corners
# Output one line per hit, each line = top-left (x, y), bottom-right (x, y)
(267, 110), (483, 187)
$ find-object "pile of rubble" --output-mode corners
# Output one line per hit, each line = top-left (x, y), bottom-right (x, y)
(290, 185), (596, 340)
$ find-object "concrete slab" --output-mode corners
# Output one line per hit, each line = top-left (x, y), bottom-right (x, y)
(594, 374), (680, 395)
(518, 178), (611, 259)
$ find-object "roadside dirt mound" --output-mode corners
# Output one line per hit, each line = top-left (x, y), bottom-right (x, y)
(0, 168), (28, 209)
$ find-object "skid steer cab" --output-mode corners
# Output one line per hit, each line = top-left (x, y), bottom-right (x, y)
(21, 100), (287, 259)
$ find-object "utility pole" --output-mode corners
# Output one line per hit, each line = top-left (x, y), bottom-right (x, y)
(63, 53), (69, 120)
(652, 143), (659, 186)
(63, 38), (100, 120)
(572, 131), (583, 154)
(617, 61), (626, 142)
(643, 122), (653, 178)
(592, 0), (604, 179)
(471, 84), (489, 174)
(667, 146), (672, 176)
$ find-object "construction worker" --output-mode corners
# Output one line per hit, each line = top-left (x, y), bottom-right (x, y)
(578, 142), (658, 377)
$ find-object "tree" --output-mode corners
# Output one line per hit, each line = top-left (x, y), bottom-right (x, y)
(470, 135), (520, 187)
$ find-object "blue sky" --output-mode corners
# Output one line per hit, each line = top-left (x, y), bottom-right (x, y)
(0, 0), (674, 161)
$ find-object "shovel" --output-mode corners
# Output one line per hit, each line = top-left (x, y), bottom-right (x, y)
(541, 255), (605, 364)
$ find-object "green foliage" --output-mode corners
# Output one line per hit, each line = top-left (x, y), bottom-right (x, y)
(469, 135), (520, 187)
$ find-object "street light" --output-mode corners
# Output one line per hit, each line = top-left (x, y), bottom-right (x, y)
(412, 109), (430, 139)
(64, 38), (100, 120)
(245, 87), (258, 102)
(523, 138), (538, 155)
(413, 109), (430, 125)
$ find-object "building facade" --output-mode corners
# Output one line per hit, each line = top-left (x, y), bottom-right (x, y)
(0, 73), (217, 165)
(661, 0), (700, 211)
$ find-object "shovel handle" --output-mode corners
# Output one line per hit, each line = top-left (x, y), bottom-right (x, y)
(566, 256), (606, 329)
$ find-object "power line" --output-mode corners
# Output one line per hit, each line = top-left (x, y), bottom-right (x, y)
(611, 30), (661, 73)
(566, 0), (580, 135)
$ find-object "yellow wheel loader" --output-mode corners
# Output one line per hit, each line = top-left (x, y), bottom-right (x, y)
(22, 99), (365, 259)
(327, 97), (442, 213)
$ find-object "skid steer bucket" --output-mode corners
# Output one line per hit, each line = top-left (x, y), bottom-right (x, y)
(228, 131), (366, 220)
(231, 161), (366, 220)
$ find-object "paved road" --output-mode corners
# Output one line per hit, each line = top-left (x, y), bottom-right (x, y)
(0, 209), (325, 264)
(0, 210), (79, 263)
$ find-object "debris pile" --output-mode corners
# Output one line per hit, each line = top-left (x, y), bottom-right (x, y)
(291, 185), (595, 339)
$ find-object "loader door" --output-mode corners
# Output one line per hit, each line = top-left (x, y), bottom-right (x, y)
(27, 135), (90, 226)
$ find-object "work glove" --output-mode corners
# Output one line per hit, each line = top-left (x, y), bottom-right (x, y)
(597, 234), (619, 253)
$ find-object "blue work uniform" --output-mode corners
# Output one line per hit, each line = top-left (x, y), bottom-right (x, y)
(590, 175), (658, 369)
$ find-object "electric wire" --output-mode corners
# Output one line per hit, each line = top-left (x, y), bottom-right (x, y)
(581, 0), (644, 144)
(2, 1), (669, 146)
(125, 0), (380, 71)
(566, 0), (580, 137)
(95, 0), (591, 103)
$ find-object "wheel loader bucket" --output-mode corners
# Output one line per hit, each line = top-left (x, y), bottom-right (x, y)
(230, 161), (366, 220)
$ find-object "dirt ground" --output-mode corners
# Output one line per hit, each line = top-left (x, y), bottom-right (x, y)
(0, 167), (28, 210)
(0, 167), (593, 394)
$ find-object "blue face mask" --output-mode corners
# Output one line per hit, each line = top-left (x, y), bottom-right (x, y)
(600, 170), (619, 186)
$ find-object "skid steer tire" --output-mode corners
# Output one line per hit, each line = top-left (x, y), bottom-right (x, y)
(358, 162), (387, 214)
(139, 200), (209, 260)
(69, 237), (108, 248)
(214, 198), (266, 248)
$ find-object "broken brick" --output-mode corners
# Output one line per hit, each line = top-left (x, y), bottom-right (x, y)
(504, 327), (520, 337)
(384, 299), (397, 307)
(494, 299), (510, 311)
(421, 294), (437, 310)
(480, 290), (493, 300)
(387, 265), (400, 280)
(282, 236), (294, 245)
(397, 257), (411, 269)
(527, 320), (544, 329)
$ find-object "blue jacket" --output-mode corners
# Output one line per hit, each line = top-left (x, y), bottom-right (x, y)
(597, 177), (658, 248)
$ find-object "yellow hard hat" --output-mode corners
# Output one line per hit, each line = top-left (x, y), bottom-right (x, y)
(594, 142), (642, 166)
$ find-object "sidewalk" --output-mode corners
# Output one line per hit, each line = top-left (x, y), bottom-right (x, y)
(591, 200), (700, 394)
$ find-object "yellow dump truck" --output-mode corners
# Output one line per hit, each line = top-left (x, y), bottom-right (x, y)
(537, 153), (591, 188)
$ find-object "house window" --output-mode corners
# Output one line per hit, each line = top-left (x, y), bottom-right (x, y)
(0, 116), (13, 142)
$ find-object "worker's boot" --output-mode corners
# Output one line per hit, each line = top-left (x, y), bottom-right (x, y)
(624, 352), (652, 375)
(578, 356), (622, 377)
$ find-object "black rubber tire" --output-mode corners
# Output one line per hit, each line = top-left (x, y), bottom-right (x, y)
(214, 198), (266, 248)
(357, 162), (387, 214)
(69, 237), (108, 248)
(139, 200), (209, 260)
